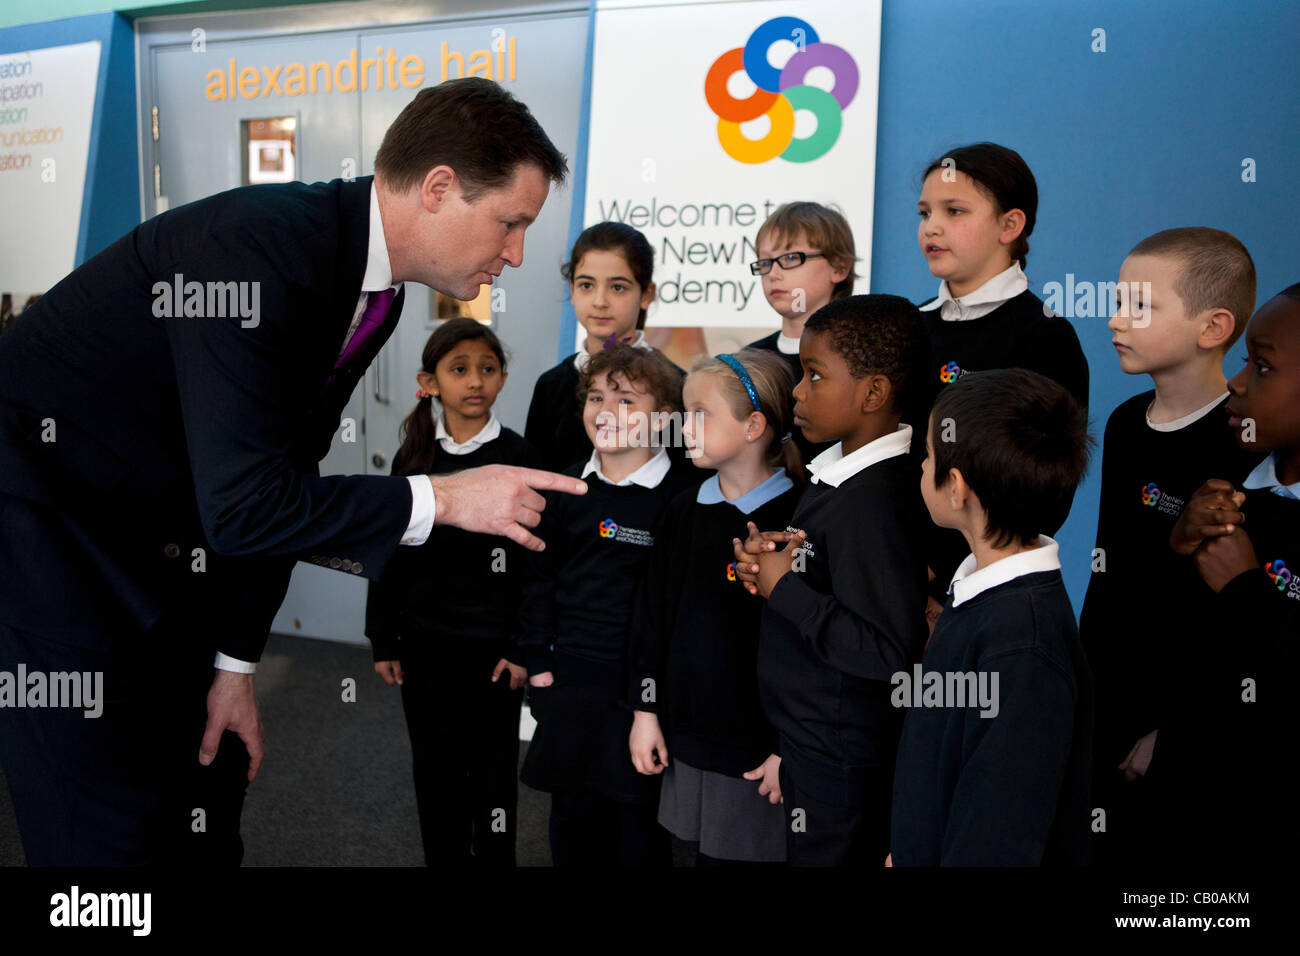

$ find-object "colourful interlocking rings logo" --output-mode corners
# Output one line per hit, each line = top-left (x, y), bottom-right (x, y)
(1266, 559), (1291, 591)
(726, 561), (737, 582)
(599, 519), (619, 539)
(939, 361), (961, 384)
(705, 16), (858, 164)
(1141, 483), (1161, 507)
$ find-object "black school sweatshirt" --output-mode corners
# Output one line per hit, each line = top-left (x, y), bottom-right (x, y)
(890, 567), (1094, 866)
(917, 289), (1091, 597)
(627, 472), (802, 776)
(756, 451), (929, 807)
(516, 454), (702, 676)
(364, 426), (538, 661)
(1078, 392), (1262, 769)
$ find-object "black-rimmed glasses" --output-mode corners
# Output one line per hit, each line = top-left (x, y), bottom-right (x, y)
(749, 252), (826, 276)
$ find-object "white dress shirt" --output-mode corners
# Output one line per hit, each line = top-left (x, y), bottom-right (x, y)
(918, 262), (1029, 322)
(215, 182), (425, 675)
(776, 331), (801, 355)
(580, 447), (672, 488)
(805, 423), (913, 487)
(949, 535), (1061, 608)
(436, 410), (502, 455)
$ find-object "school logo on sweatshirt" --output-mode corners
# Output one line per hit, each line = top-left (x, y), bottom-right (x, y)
(726, 561), (737, 582)
(1265, 558), (1299, 599)
(596, 518), (654, 547)
(705, 16), (858, 165)
(939, 361), (962, 384)
(1141, 481), (1186, 517)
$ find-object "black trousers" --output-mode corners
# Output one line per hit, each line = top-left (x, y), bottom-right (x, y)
(548, 789), (671, 867)
(397, 637), (523, 866)
(0, 618), (250, 866)
(779, 761), (892, 868)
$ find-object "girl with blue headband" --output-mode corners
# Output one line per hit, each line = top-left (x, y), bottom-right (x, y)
(627, 347), (803, 865)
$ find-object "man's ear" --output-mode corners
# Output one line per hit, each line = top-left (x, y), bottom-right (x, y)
(419, 165), (457, 213)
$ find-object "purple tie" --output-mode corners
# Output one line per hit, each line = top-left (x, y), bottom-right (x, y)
(335, 287), (396, 370)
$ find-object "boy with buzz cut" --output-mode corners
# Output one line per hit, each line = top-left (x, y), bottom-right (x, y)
(745, 294), (931, 868)
(1166, 284), (1300, 866)
(1078, 227), (1262, 868)
(890, 368), (1094, 866)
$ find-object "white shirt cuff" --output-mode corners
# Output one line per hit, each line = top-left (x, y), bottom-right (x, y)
(214, 652), (257, 674)
(402, 474), (436, 545)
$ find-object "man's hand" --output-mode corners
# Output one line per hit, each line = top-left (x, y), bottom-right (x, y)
(1194, 526), (1259, 592)
(201, 670), (265, 783)
(1170, 479), (1246, 556)
(429, 465), (587, 552)
(732, 521), (802, 596)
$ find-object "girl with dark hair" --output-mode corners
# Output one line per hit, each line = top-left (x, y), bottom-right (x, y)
(913, 142), (1090, 621)
(364, 316), (539, 867)
(526, 221), (680, 471)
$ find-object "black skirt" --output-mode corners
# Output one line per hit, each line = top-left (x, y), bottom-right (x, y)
(520, 650), (659, 805)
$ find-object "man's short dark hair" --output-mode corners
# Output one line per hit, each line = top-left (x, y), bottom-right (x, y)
(803, 293), (927, 412)
(930, 368), (1092, 549)
(374, 77), (568, 201)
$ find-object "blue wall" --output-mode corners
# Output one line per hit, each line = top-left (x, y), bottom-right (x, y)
(871, 0), (1300, 608)
(0, 12), (140, 266)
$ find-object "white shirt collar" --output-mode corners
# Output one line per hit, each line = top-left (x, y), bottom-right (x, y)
(1145, 392), (1228, 432)
(434, 410), (501, 456)
(777, 331), (801, 355)
(362, 181), (399, 293)
(806, 423), (912, 487)
(581, 447), (672, 488)
(918, 262), (1028, 322)
(1243, 453), (1300, 500)
(574, 330), (651, 372)
(949, 535), (1061, 608)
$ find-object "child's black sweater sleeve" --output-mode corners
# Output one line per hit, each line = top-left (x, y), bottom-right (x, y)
(626, 494), (685, 713)
(941, 647), (1079, 865)
(517, 487), (563, 675)
(766, 488), (925, 681)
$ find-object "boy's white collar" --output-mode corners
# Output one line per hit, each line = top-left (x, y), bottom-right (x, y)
(949, 535), (1061, 607)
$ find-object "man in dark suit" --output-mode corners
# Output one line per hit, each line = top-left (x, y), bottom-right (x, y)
(0, 77), (586, 865)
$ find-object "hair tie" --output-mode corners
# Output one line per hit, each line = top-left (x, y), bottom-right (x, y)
(716, 353), (763, 414)
(415, 387), (432, 400)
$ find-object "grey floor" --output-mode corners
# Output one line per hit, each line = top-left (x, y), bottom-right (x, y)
(0, 632), (626, 867)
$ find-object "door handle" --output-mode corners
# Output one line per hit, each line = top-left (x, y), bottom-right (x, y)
(372, 452), (387, 470)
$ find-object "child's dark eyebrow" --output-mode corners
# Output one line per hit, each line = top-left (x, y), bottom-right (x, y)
(575, 273), (634, 284)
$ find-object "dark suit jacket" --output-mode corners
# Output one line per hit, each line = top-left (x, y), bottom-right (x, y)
(0, 176), (412, 661)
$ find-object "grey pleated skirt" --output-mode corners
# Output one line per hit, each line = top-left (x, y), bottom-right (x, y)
(657, 758), (787, 863)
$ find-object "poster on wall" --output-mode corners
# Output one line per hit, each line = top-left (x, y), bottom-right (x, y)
(0, 41), (101, 296)
(582, 0), (880, 355)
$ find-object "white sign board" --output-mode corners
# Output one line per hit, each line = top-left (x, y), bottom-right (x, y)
(584, 0), (880, 329)
(0, 41), (102, 292)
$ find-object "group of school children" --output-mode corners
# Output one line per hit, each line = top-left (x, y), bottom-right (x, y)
(365, 142), (1297, 868)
